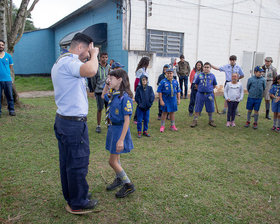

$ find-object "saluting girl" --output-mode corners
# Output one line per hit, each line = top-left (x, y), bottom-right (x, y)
(101, 69), (135, 198)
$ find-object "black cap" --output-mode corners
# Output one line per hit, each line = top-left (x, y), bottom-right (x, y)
(71, 33), (93, 45)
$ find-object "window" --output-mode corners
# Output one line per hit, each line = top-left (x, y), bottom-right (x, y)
(146, 29), (184, 57)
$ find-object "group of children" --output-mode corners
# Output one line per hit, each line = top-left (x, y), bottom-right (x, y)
(97, 56), (280, 200)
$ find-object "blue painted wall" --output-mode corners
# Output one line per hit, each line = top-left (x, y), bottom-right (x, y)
(53, 1), (128, 71)
(12, 0), (128, 75)
(13, 29), (55, 75)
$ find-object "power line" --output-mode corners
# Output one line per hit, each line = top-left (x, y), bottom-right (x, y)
(152, 0), (280, 21)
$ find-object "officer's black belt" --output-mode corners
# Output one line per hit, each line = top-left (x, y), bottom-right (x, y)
(56, 113), (87, 122)
(111, 122), (123, 126)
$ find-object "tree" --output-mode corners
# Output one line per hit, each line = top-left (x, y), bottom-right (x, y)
(0, 0), (39, 104)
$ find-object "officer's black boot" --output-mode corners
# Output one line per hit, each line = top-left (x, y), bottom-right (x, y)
(265, 110), (271, 120)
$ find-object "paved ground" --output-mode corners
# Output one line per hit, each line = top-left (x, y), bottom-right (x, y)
(18, 91), (54, 98)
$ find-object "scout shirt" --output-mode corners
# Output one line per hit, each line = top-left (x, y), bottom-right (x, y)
(269, 84), (280, 98)
(219, 64), (244, 81)
(194, 72), (217, 93)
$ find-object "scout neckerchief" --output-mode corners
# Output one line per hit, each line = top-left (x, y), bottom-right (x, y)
(99, 64), (107, 80)
(105, 90), (120, 125)
(275, 84), (280, 97)
(168, 78), (174, 97)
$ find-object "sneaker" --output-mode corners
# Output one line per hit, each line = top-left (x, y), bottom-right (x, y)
(208, 120), (216, 127)
(96, 126), (101, 133)
(134, 121), (137, 124)
(160, 126), (165, 133)
(253, 122), (258, 129)
(170, 125), (178, 131)
(143, 131), (151, 137)
(106, 177), (123, 191)
(157, 116), (161, 120)
(137, 131), (142, 138)
(222, 109), (226, 114)
(115, 183), (135, 198)
(9, 111), (16, 116)
(276, 127), (280, 133)
(226, 121), (231, 127)
(244, 121), (250, 128)
(65, 199), (98, 215)
(190, 120), (197, 128)
(236, 113), (241, 116)
(271, 126), (276, 131)
(231, 121), (236, 127)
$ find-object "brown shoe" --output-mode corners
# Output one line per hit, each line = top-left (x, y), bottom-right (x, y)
(190, 120), (197, 128)
(209, 120), (216, 127)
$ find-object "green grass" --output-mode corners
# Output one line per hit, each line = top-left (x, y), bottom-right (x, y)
(0, 95), (279, 223)
(15, 76), (53, 92)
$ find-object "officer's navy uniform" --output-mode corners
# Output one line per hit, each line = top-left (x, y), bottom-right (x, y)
(51, 53), (91, 210)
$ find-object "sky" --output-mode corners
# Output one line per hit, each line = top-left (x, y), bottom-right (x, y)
(13, 0), (92, 29)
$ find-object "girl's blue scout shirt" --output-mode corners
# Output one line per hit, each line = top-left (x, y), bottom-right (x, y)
(104, 91), (134, 154)
(194, 72), (217, 93)
(157, 78), (181, 112)
(269, 84), (280, 97)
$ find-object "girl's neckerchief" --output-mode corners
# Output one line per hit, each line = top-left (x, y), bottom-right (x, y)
(105, 90), (120, 125)
(168, 79), (174, 97)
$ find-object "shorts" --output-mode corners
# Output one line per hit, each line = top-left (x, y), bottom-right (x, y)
(271, 99), (280, 113)
(95, 93), (108, 111)
(246, 97), (262, 111)
(263, 80), (273, 100)
(195, 92), (215, 113)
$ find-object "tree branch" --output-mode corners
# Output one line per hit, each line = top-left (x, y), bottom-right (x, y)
(27, 0), (39, 15)
(14, 20), (25, 46)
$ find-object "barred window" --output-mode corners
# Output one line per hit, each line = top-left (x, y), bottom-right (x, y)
(146, 30), (184, 57)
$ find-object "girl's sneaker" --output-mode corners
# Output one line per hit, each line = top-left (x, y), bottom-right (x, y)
(160, 126), (165, 133)
(231, 121), (236, 127)
(137, 131), (142, 138)
(134, 121), (137, 124)
(226, 121), (231, 127)
(271, 126), (276, 131)
(276, 127), (280, 133)
(170, 125), (178, 131)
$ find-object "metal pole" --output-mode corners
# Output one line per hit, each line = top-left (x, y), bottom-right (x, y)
(195, 0), (201, 61)
(228, 0), (235, 55)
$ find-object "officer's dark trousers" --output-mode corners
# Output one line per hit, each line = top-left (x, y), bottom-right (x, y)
(137, 107), (150, 132)
(188, 84), (197, 114)
(158, 99), (162, 117)
(54, 115), (90, 210)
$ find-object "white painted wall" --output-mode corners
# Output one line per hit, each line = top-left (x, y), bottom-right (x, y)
(124, 0), (280, 93)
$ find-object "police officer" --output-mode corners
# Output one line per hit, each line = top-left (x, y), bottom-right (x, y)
(52, 33), (99, 214)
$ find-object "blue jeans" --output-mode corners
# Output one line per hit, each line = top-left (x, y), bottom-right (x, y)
(188, 84), (197, 114)
(54, 115), (90, 210)
(137, 107), (150, 132)
(0, 81), (15, 114)
(179, 76), (188, 97)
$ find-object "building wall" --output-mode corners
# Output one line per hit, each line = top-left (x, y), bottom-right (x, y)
(53, 1), (128, 71)
(13, 29), (55, 75)
(126, 0), (280, 92)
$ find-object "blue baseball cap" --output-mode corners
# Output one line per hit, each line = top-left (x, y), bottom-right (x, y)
(254, 66), (264, 72)
(165, 65), (174, 72)
(163, 64), (169, 68)
(111, 62), (125, 69)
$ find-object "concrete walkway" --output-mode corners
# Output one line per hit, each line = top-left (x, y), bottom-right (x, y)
(18, 91), (54, 98)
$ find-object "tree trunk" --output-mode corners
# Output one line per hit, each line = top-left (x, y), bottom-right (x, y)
(0, 0), (7, 43)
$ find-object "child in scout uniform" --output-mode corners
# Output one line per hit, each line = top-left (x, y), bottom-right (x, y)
(101, 69), (135, 198)
(244, 66), (266, 129)
(157, 64), (169, 120)
(269, 75), (280, 132)
(190, 62), (217, 128)
(224, 73), (244, 127)
(157, 65), (181, 132)
(135, 75), (155, 138)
